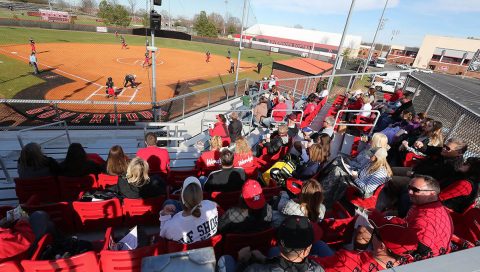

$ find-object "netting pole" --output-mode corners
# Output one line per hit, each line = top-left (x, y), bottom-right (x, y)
(346, 75), (353, 94)
(182, 97), (185, 120)
(293, 79), (298, 99)
(53, 102), (60, 123)
(114, 100), (119, 127)
(207, 89), (211, 109)
(425, 95), (436, 115)
(446, 114), (465, 139)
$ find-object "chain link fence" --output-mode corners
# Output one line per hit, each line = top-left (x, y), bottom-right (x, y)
(408, 76), (480, 157)
(0, 79), (249, 129)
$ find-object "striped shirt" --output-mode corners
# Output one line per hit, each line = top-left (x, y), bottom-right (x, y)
(354, 164), (389, 197)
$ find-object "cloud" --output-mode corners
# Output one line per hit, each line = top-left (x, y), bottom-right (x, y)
(410, 0), (480, 13)
(252, 0), (400, 15)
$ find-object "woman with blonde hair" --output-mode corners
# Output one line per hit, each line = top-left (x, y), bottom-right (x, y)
(159, 177), (218, 244)
(196, 136), (223, 176)
(18, 142), (60, 178)
(233, 136), (255, 168)
(105, 145), (129, 176)
(348, 133), (389, 171)
(108, 157), (164, 199)
(352, 147), (392, 197)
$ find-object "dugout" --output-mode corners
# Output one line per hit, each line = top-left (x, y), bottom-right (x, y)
(271, 58), (333, 93)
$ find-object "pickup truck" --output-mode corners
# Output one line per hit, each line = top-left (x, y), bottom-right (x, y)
(373, 79), (404, 93)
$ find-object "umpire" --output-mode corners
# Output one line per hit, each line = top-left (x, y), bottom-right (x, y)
(123, 74), (137, 88)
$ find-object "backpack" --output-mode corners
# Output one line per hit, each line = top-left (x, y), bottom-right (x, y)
(40, 236), (93, 260)
(261, 154), (299, 187)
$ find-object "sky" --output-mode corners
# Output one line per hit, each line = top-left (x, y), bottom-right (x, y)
(119, 0), (480, 47)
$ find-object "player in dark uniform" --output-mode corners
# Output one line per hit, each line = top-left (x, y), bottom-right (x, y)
(206, 51), (211, 62)
(124, 74), (137, 88)
(106, 77), (115, 98)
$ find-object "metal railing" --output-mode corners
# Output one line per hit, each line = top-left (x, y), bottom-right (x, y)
(0, 157), (12, 183)
(0, 79), (250, 129)
(269, 109), (304, 125)
(333, 109), (381, 132)
(200, 110), (255, 136)
(137, 122), (186, 146)
(17, 121), (71, 148)
(407, 74), (480, 156)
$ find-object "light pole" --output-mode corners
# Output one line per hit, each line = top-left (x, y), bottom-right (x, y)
(361, 0), (389, 77)
(327, 0), (356, 91)
(385, 29), (400, 57)
(223, 0), (228, 36)
(234, 0), (247, 88)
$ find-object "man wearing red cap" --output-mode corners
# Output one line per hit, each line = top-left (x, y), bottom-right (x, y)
(313, 211), (418, 271)
(218, 179), (272, 234)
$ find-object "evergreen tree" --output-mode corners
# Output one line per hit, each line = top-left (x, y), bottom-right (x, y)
(193, 11), (218, 37)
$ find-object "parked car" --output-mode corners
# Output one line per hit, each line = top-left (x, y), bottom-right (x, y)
(373, 79), (404, 93)
(420, 69), (434, 74)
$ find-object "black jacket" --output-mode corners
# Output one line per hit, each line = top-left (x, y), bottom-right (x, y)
(204, 167), (246, 192)
(108, 176), (165, 199)
(229, 119), (243, 142)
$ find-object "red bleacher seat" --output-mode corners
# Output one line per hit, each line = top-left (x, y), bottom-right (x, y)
(22, 201), (75, 232)
(72, 198), (123, 231)
(166, 234), (223, 257)
(355, 114), (376, 134)
(30, 233), (53, 261)
(449, 207), (480, 245)
(21, 251), (100, 272)
(223, 228), (276, 257)
(122, 196), (165, 226)
(97, 174), (119, 189)
(99, 227), (159, 272)
(403, 152), (426, 167)
(243, 164), (259, 180)
(320, 202), (357, 248)
(166, 169), (198, 192)
(262, 186), (281, 202)
(346, 184), (386, 211)
(58, 174), (97, 201)
(14, 176), (60, 203)
(0, 261), (22, 272)
(210, 191), (241, 210)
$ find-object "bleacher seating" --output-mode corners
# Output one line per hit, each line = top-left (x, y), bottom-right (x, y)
(14, 176), (60, 204)
(72, 198), (123, 231)
(21, 251), (101, 272)
(59, 175), (97, 201)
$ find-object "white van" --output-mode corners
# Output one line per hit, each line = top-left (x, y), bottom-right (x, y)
(374, 57), (387, 68)
(374, 71), (401, 82)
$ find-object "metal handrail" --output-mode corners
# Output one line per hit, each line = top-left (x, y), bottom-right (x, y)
(137, 122), (186, 147)
(269, 109), (304, 124)
(333, 109), (381, 135)
(17, 121), (71, 148)
(0, 157), (12, 183)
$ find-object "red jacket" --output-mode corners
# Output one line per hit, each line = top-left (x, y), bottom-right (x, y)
(233, 152), (256, 168)
(313, 250), (383, 272)
(0, 220), (35, 263)
(303, 103), (316, 119)
(209, 122), (231, 146)
(136, 146), (170, 175)
(348, 99), (363, 110)
(272, 102), (287, 121)
(405, 201), (453, 257)
(196, 150), (221, 176)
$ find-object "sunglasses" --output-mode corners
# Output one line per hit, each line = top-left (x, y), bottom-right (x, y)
(408, 186), (435, 193)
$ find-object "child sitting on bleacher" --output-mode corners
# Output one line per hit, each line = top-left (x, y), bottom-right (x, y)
(159, 177), (218, 244)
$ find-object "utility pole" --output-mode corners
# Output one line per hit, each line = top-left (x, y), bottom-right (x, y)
(385, 29), (399, 58)
(327, 0), (356, 91)
(234, 0), (247, 88)
(223, 0), (228, 36)
(361, 0), (389, 78)
(150, 0), (159, 120)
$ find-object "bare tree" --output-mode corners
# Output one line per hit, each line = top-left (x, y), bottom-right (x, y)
(55, 0), (69, 10)
(80, 0), (97, 14)
(293, 24), (303, 29)
(226, 16), (241, 35)
(127, 0), (136, 16)
(208, 12), (224, 34)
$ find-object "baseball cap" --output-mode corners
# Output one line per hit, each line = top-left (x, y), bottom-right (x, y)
(368, 210), (418, 255)
(286, 177), (303, 195)
(353, 89), (363, 96)
(367, 147), (388, 160)
(278, 215), (314, 249)
(242, 179), (265, 210)
(181, 176), (202, 205)
(302, 127), (313, 134)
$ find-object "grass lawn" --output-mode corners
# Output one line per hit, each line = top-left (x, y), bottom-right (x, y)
(0, 53), (44, 98)
(0, 26), (293, 98)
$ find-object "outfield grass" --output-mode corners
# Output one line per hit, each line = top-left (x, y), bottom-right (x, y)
(0, 26), (293, 98)
(0, 53), (45, 98)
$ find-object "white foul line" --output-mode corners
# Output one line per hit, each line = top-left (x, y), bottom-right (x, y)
(129, 87), (140, 102)
(84, 85), (105, 101)
(0, 48), (104, 88)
